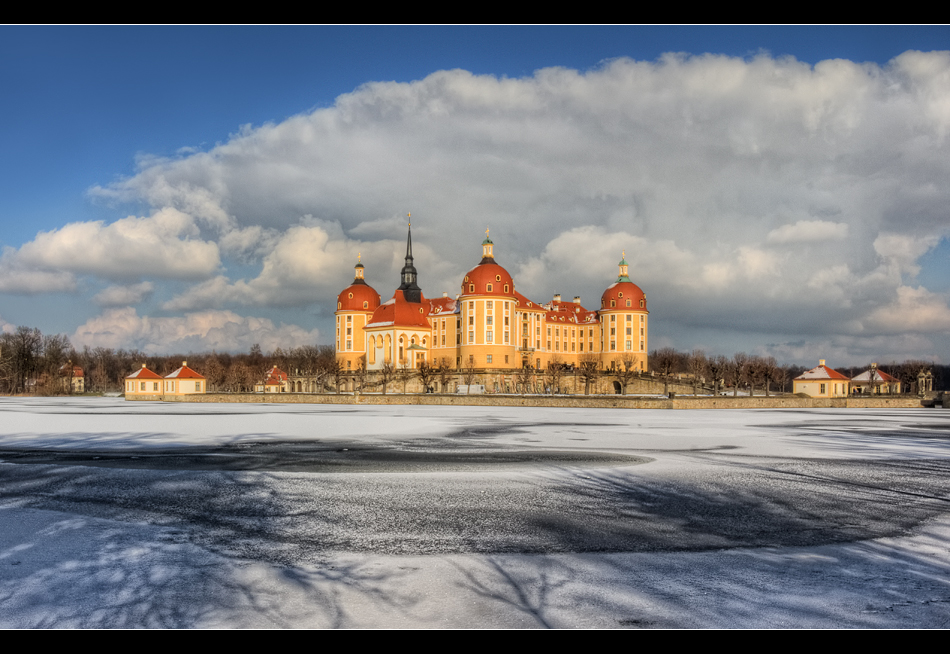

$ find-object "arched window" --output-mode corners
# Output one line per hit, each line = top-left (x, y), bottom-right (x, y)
(469, 284), (474, 292)
(640, 299), (644, 308)
(337, 302), (342, 309)
(504, 284), (509, 293)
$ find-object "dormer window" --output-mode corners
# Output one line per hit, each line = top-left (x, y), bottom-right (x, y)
(640, 299), (645, 308)
(626, 299), (631, 307)
(487, 283), (493, 292)
(504, 284), (509, 293)
(469, 284), (474, 292)
(610, 300), (616, 307)
(363, 301), (368, 309)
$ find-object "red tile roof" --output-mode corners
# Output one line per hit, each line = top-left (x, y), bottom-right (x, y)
(165, 362), (205, 379)
(126, 365), (163, 380)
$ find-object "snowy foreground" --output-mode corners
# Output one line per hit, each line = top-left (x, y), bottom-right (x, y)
(1, 397), (948, 628)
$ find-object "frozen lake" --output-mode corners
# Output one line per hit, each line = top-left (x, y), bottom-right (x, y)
(1, 397), (949, 627)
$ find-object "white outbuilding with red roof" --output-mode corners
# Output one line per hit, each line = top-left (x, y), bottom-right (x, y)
(125, 364), (164, 396)
(163, 361), (206, 396)
(793, 360), (850, 398)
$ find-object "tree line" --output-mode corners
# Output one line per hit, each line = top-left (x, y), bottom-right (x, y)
(0, 324), (944, 395)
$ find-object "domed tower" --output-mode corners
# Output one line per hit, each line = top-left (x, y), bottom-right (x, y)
(458, 230), (519, 369)
(599, 252), (648, 371)
(335, 255), (381, 370)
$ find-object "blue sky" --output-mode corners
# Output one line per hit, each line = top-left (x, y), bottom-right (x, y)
(2, 26), (949, 363)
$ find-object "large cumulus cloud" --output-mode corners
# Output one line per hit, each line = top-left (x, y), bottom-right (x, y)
(13, 51), (950, 360)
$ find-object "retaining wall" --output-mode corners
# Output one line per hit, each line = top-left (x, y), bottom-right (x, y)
(127, 392), (928, 409)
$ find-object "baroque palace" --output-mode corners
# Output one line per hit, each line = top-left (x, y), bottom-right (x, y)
(335, 225), (649, 386)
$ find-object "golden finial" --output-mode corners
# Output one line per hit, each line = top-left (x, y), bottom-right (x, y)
(357, 252), (361, 263)
(408, 212), (411, 227)
(622, 250), (625, 259)
(486, 226), (490, 238)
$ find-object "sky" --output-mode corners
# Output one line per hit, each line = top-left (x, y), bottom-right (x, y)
(1, 25), (949, 365)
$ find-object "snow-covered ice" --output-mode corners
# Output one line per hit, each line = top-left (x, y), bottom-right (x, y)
(0, 397), (948, 628)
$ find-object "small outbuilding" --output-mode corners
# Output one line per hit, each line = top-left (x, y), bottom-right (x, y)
(125, 364), (163, 396)
(163, 361), (206, 396)
(851, 364), (901, 395)
(255, 366), (288, 393)
(793, 359), (850, 398)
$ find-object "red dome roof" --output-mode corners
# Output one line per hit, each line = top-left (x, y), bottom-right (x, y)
(601, 281), (646, 310)
(461, 261), (515, 297)
(338, 282), (380, 312)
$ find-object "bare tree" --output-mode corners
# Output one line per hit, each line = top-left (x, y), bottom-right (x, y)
(650, 348), (680, 396)
(729, 352), (749, 397)
(416, 359), (434, 393)
(396, 359), (413, 394)
(612, 353), (637, 396)
(354, 355), (368, 393)
(707, 355), (728, 396)
(759, 356), (777, 397)
(462, 355), (477, 393)
(578, 354), (599, 395)
(687, 349), (708, 396)
(379, 361), (395, 395)
(516, 363), (534, 395)
(547, 356), (565, 394)
(437, 357), (452, 393)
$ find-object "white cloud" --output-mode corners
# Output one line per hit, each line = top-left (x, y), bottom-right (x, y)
(873, 232), (941, 276)
(11, 208), (220, 283)
(93, 282), (155, 307)
(864, 285), (950, 333)
(72, 307), (320, 354)
(767, 220), (849, 244)
(0, 254), (76, 294)
(22, 50), (950, 359)
(0, 315), (15, 334)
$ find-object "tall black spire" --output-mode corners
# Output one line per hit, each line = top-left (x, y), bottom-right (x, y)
(398, 220), (422, 303)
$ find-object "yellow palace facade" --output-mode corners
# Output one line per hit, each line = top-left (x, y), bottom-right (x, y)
(336, 227), (648, 373)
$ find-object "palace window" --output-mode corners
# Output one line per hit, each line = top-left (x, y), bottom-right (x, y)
(363, 301), (368, 309)
(487, 300), (493, 309)
(626, 340), (631, 350)
(626, 299), (631, 307)
(347, 315), (352, 322)
(487, 316), (493, 325)
(487, 331), (493, 343)
(487, 354), (493, 364)
(579, 343), (584, 352)
(487, 284), (493, 292)
(610, 300), (616, 307)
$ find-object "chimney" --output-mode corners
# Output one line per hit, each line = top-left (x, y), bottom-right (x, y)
(819, 359), (826, 367)
(573, 296), (581, 304)
(443, 292), (448, 298)
(553, 294), (561, 302)
(182, 361), (187, 367)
